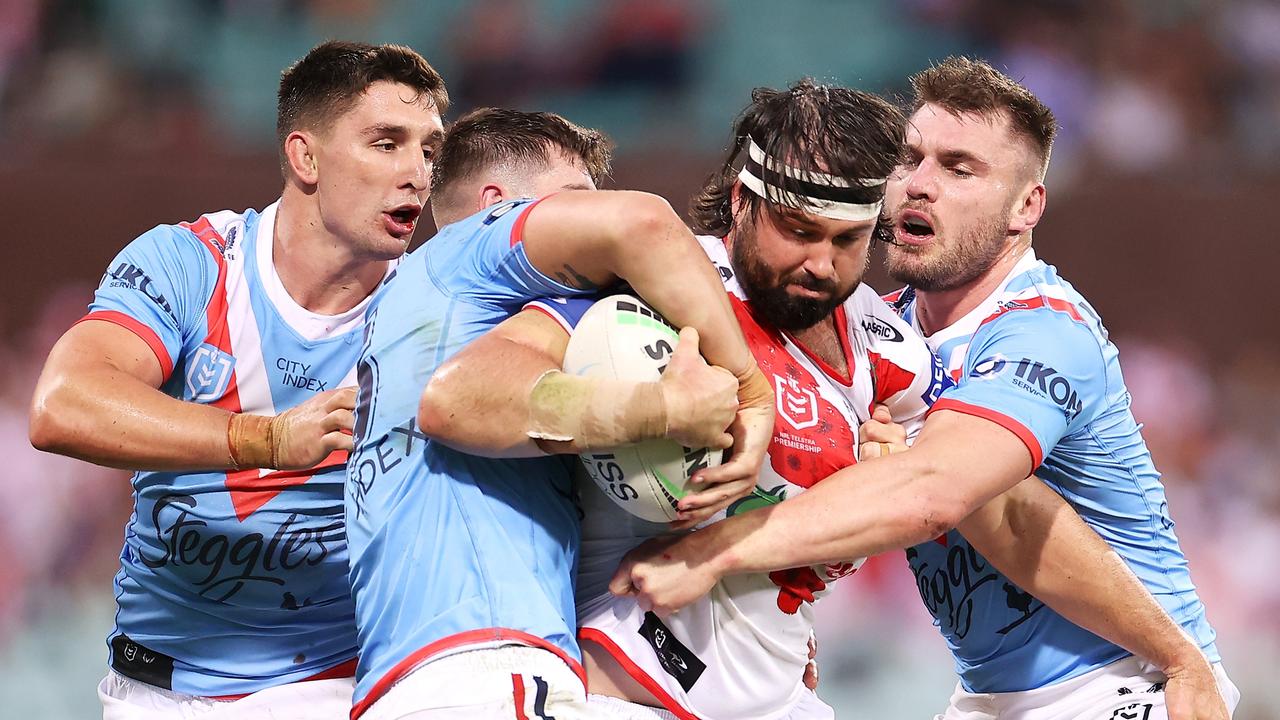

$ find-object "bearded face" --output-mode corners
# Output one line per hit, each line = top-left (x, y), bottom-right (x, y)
(729, 205), (867, 331)
(884, 200), (1010, 292)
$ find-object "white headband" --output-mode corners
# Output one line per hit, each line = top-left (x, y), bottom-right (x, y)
(737, 138), (886, 222)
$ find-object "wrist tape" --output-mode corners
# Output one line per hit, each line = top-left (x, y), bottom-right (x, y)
(227, 413), (280, 469)
(527, 370), (667, 448)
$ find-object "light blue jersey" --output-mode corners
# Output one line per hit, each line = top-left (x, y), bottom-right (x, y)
(85, 202), (374, 696)
(883, 251), (1219, 693)
(346, 198), (592, 717)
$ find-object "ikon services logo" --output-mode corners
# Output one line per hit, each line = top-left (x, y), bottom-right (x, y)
(186, 344), (235, 402)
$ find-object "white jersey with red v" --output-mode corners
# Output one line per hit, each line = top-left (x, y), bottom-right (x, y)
(529, 235), (947, 720)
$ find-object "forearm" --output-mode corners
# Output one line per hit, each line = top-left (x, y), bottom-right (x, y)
(525, 192), (754, 379)
(693, 411), (1033, 575)
(419, 311), (668, 458)
(31, 364), (237, 471)
(959, 478), (1209, 673)
(608, 216), (753, 379)
(694, 452), (959, 575)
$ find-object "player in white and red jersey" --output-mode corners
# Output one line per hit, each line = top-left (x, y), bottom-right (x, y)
(538, 237), (942, 720)
(29, 41), (447, 719)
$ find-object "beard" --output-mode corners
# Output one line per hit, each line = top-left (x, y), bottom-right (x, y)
(885, 205), (1010, 292)
(730, 213), (858, 331)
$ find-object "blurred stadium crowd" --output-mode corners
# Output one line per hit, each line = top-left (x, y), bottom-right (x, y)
(1, 0), (1277, 717)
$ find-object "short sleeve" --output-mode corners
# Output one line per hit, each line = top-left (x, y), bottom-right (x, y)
(930, 310), (1104, 469)
(874, 346), (947, 443)
(428, 198), (589, 307)
(81, 224), (217, 381)
(523, 296), (597, 336)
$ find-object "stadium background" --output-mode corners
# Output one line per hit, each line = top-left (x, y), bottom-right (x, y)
(2, 0), (1278, 717)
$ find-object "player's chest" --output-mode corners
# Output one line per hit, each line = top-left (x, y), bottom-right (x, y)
(178, 319), (360, 415)
(749, 332), (875, 495)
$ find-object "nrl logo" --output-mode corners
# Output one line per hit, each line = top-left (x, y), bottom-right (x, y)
(775, 375), (818, 430)
(186, 344), (235, 402)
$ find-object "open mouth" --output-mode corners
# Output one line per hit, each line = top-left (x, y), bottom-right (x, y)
(383, 203), (422, 238)
(895, 209), (935, 245)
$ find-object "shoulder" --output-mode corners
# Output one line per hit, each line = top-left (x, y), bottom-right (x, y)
(976, 262), (1099, 345)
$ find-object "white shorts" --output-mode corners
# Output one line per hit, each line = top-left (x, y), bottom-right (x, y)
(359, 645), (606, 720)
(586, 691), (831, 720)
(98, 668), (354, 720)
(581, 599), (829, 717)
(935, 655), (1240, 720)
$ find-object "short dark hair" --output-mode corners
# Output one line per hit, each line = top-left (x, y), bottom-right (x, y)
(276, 40), (448, 170)
(690, 79), (905, 238)
(429, 107), (613, 202)
(909, 56), (1057, 178)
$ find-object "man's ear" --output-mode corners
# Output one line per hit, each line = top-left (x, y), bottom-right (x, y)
(729, 180), (745, 217)
(284, 130), (320, 186)
(1010, 182), (1046, 235)
(479, 183), (506, 210)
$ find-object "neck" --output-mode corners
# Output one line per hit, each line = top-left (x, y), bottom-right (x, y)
(273, 190), (390, 315)
(789, 314), (845, 374)
(915, 235), (1032, 336)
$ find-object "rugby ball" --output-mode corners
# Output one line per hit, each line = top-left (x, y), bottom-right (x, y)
(563, 294), (727, 523)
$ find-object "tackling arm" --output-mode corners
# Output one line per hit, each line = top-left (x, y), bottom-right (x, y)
(419, 308), (737, 458)
(611, 410), (1032, 613)
(520, 191), (756, 381)
(959, 479), (1223, 700)
(704, 409), (1030, 570)
(29, 320), (353, 471)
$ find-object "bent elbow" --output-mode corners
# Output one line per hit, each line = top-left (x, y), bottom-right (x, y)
(618, 193), (677, 241)
(28, 382), (72, 453)
(416, 375), (456, 442)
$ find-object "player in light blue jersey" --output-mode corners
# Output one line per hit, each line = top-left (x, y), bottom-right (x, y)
(614, 59), (1237, 720)
(29, 41), (447, 719)
(347, 108), (775, 720)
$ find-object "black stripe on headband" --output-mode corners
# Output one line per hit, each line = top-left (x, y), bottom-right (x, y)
(742, 156), (885, 205)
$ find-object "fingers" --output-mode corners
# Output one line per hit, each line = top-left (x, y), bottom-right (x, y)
(668, 327), (702, 370)
(688, 452), (749, 488)
(609, 564), (636, 597)
(325, 430), (355, 453)
(677, 477), (753, 520)
(329, 386), (358, 410)
(858, 417), (903, 444)
(323, 409), (356, 433)
(871, 402), (892, 423)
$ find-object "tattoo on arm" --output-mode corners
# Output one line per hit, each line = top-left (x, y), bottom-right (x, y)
(554, 264), (599, 291)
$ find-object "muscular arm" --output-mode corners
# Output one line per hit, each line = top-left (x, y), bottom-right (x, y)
(959, 478), (1212, 676)
(30, 320), (353, 471)
(520, 191), (754, 381)
(419, 310), (572, 458)
(29, 320), (240, 470)
(695, 409), (1031, 572)
(611, 410), (1031, 611)
(420, 309), (735, 458)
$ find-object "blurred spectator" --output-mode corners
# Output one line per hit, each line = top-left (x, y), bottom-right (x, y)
(448, 0), (548, 109)
(579, 0), (702, 95)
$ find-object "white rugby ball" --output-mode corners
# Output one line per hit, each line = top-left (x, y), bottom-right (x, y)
(563, 294), (727, 523)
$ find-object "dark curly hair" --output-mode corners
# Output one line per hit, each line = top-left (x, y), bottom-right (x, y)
(689, 79), (905, 238)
